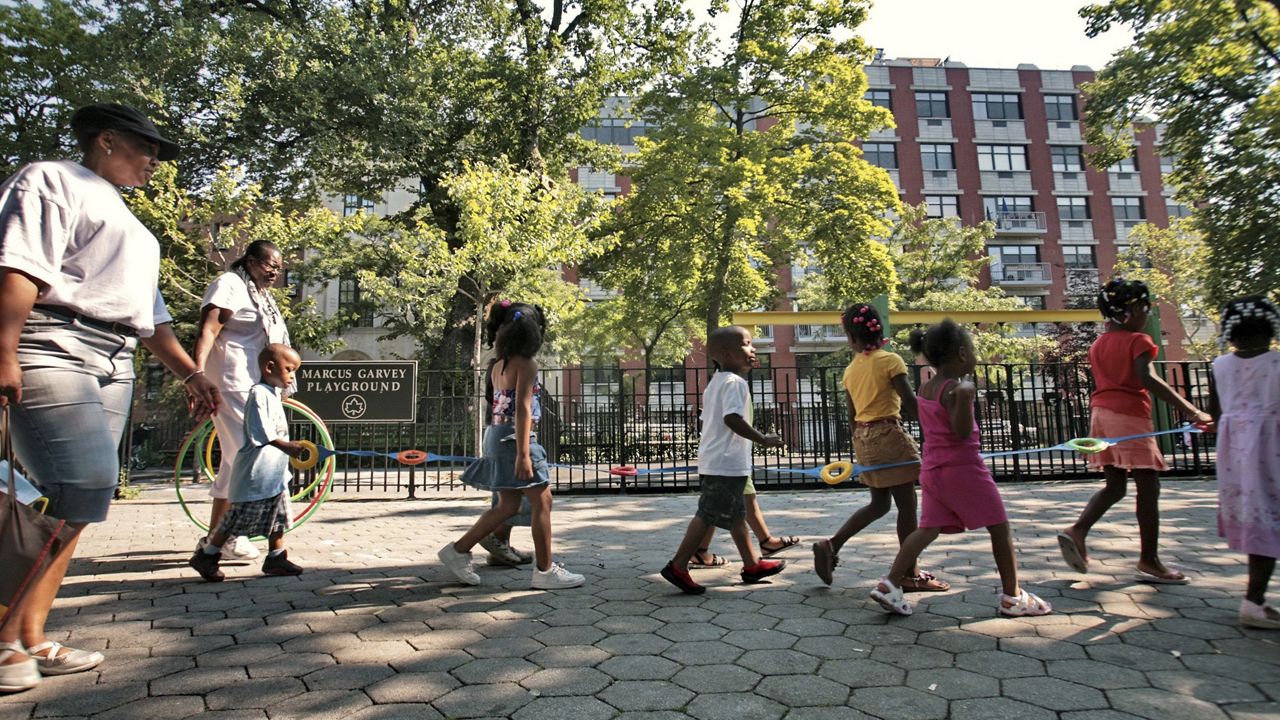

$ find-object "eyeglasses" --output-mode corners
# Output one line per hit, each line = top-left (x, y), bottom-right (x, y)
(255, 257), (283, 273)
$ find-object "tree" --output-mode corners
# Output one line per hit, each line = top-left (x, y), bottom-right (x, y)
(125, 164), (355, 351)
(0, 0), (683, 370)
(601, 0), (900, 352)
(1113, 219), (1218, 359)
(1080, 0), (1280, 306)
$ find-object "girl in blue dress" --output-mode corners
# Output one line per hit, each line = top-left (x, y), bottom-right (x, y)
(437, 301), (584, 590)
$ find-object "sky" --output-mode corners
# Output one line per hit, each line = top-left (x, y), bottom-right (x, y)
(857, 0), (1133, 70)
(700, 0), (1135, 71)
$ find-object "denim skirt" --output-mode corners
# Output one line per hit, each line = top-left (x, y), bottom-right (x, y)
(10, 309), (136, 523)
(459, 424), (550, 491)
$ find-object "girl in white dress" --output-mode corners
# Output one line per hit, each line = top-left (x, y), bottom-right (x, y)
(1211, 296), (1280, 629)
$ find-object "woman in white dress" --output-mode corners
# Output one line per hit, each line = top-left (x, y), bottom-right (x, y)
(192, 240), (291, 558)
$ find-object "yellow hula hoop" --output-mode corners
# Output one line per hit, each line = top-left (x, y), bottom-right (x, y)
(1065, 437), (1110, 455)
(291, 440), (320, 471)
(821, 461), (854, 486)
(204, 425), (218, 478)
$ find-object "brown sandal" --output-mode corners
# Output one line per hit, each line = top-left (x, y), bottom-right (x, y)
(901, 571), (951, 593)
(690, 548), (727, 568)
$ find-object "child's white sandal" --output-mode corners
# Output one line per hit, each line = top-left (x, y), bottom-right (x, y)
(998, 590), (1052, 617)
(870, 577), (913, 615)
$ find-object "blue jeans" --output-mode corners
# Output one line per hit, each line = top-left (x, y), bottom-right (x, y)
(10, 310), (136, 523)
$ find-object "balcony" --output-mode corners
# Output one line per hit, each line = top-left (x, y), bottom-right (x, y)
(1053, 171), (1088, 193)
(795, 324), (844, 345)
(992, 262), (1052, 286)
(917, 118), (954, 140)
(979, 170), (1033, 193)
(1059, 220), (1094, 242)
(992, 211), (1048, 235)
(923, 169), (958, 192)
(1065, 267), (1100, 297)
(1047, 121), (1081, 143)
(974, 119), (1027, 142)
(1108, 171), (1143, 193)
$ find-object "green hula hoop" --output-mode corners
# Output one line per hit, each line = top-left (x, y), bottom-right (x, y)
(1064, 437), (1110, 455)
(173, 398), (336, 535)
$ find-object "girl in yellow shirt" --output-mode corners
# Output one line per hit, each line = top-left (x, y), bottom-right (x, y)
(811, 303), (949, 592)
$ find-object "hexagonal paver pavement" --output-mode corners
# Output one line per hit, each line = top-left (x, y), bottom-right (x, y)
(8, 480), (1279, 720)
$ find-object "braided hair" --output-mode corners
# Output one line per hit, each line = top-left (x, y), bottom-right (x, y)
(1219, 295), (1280, 351)
(1097, 277), (1151, 324)
(907, 319), (970, 368)
(840, 303), (887, 354)
(484, 300), (547, 361)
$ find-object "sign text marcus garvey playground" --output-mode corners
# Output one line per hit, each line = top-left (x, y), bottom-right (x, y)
(292, 361), (418, 423)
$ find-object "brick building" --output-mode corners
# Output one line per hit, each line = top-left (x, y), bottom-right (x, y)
(304, 59), (1190, 369)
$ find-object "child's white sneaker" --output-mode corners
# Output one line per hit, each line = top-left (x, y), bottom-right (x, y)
(224, 535), (260, 560)
(1239, 599), (1280, 629)
(531, 562), (585, 589)
(437, 543), (481, 585)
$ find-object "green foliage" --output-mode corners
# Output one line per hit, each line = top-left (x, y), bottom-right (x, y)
(0, 1), (676, 369)
(1080, 0), (1280, 306)
(589, 0), (899, 359)
(125, 164), (351, 352)
(1113, 220), (1218, 359)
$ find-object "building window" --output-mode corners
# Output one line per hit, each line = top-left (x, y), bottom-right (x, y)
(1050, 145), (1084, 172)
(1017, 295), (1046, 310)
(972, 93), (1022, 120)
(281, 269), (302, 298)
(920, 144), (955, 170)
(983, 196), (1033, 218)
(1062, 245), (1097, 268)
(338, 276), (374, 327)
(1109, 156), (1138, 173)
(925, 195), (959, 218)
(865, 89), (892, 110)
(1159, 153), (1176, 173)
(863, 142), (898, 169)
(343, 195), (375, 217)
(1044, 94), (1078, 121)
(990, 244), (1040, 265)
(1112, 196), (1146, 220)
(915, 91), (949, 118)
(1057, 196), (1091, 220)
(976, 144), (1028, 171)
(1166, 201), (1192, 218)
(580, 118), (652, 146)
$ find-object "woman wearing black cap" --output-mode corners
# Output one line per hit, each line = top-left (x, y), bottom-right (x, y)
(0, 103), (219, 692)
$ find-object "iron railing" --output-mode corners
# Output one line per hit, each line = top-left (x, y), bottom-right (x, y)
(130, 361), (1217, 495)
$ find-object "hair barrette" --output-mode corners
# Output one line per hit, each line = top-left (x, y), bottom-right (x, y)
(513, 310), (523, 321)
(499, 299), (512, 308)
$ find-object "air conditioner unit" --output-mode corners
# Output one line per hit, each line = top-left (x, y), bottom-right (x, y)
(992, 120), (1008, 128)
(1061, 172), (1078, 179)
(932, 170), (950, 178)
(927, 119), (943, 126)
(1056, 121), (1073, 129)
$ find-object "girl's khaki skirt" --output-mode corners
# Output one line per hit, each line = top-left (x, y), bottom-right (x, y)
(853, 420), (920, 488)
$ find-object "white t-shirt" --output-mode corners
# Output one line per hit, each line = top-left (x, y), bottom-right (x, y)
(698, 370), (755, 476)
(202, 271), (288, 396)
(0, 161), (170, 337)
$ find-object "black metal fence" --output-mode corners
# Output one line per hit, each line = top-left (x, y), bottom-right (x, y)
(133, 360), (1217, 495)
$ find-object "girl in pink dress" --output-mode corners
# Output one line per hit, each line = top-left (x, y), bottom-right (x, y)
(1210, 296), (1280, 630)
(870, 319), (1051, 617)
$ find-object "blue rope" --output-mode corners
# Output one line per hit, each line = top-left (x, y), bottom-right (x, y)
(302, 424), (1205, 480)
(762, 424), (1204, 480)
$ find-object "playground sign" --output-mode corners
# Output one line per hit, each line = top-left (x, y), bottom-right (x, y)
(292, 361), (417, 423)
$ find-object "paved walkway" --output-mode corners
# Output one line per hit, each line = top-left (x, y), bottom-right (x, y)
(3, 479), (1278, 720)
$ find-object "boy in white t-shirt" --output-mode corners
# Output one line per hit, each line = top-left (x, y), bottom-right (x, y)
(661, 326), (786, 594)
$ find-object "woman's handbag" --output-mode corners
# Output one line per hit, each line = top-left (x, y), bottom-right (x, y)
(0, 406), (73, 626)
